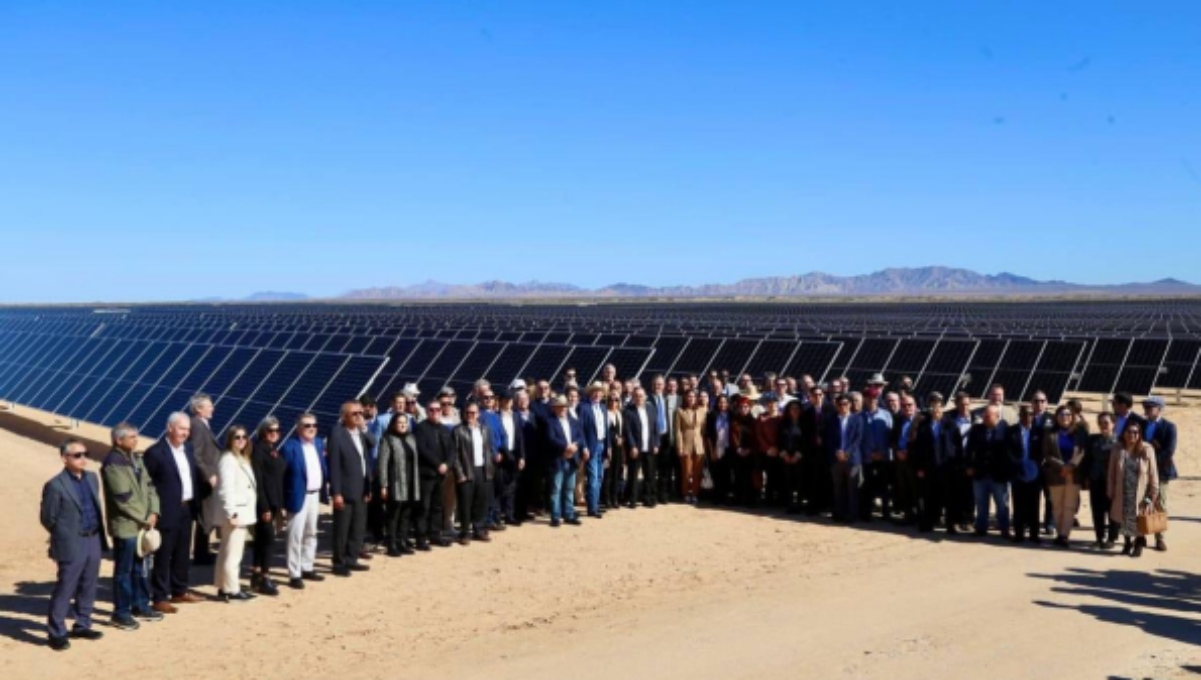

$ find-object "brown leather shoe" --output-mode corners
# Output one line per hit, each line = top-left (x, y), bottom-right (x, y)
(170, 593), (203, 604)
(152, 601), (178, 614)
(358, 551), (374, 561)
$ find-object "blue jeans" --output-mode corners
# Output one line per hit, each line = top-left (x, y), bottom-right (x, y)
(586, 442), (605, 515)
(973, 478), (1011, 533)
(549, 459), (579, 522)
(112, 536), (151, 618)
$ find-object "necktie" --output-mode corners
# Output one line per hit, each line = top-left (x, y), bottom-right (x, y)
(656, 396), (667, 434)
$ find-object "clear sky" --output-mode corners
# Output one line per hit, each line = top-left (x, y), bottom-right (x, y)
(1, 1), (1199, 303)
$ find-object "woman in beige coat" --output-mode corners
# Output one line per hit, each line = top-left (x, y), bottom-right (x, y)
(1107, 421), (1159, 558)
(675, 390), (707, 504)
(215, 426), (257, 600)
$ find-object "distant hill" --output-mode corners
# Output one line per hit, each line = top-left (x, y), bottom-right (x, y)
(336, 267), (1201, 300)
(192, 291), (310, 303)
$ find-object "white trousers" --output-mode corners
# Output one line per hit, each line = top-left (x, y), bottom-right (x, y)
(287, 492), (320, 578)
(215, 525), (247, 594)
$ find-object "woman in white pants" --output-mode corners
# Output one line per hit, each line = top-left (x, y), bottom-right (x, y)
(215, 426), (257, 602)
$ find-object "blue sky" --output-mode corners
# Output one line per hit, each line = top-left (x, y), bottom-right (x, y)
(1, 1), (1198, 303)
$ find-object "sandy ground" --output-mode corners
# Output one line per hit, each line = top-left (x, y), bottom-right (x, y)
(0, 399), (1198, 680)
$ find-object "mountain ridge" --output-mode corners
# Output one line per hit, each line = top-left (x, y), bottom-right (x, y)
(337, 267), (1201, 300)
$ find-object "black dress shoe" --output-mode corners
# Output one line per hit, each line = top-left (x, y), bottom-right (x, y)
(550, 519), (561, 528)
(387, 548), (403, 557)
(565, 517), (582, 526)
(302, 571), (325, 582)
(415, 541), (432, 552)
(256, 578), (280, 597)
(332, 567), (352, 577)
(48, 636), (70, 651)
(400, 545), (415, 555)
(288, 577), (305, 590)
(348, 564), (370, 572)
(433, 539), (453, 547)
(472, 532), (492, 542)
(71, 628), (104, 640)
(587, 512), (603, 519)
(489, 523), (507, 532)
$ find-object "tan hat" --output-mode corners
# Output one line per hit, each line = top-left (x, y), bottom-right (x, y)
(586, 381), (606, 395)
(868, 373), (887, 386)
(551, 395), (569, 408)
(137, 527), (162, 558)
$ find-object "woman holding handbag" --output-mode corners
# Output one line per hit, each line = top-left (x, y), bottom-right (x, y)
(1107, 422), (1160, 558)
(215, 426), (257, 601)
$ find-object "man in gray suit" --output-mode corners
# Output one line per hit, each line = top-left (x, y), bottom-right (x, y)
(40, 438), (107, 651)
(328, 401), (373, 576)
(188, 393), (220, 566)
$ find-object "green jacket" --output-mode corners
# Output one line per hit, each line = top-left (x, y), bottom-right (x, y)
(101, 447), (161, 539)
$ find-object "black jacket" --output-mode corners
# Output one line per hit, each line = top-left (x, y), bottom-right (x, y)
(251, 438), (286, 516)
(414, 420), (453, 480)
(910, 412), (960, 473)
(965, 423), (1011, 482)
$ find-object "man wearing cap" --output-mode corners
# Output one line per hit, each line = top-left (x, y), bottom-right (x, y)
(578, 382), (609, 518)
(546, 395), (584, 526)
(41, 438), (107, 651)
(858, 385), (894, 522)
(1142, 396), (1176, 551)
(102, 422), (162, 631)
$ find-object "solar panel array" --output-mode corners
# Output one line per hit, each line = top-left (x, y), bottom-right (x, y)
(1, 300), (1199, 438)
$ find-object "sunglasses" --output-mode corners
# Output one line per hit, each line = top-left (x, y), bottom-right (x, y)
(266, 428), (281, 433)
(63, 452), (86, 459)
(300, 423), (317, 429)
(233, 434), (248, 440)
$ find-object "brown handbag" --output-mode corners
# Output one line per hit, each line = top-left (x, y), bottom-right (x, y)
(1137, 510), (1168, 536)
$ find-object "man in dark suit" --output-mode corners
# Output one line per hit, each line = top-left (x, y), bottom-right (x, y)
(578, 382), (608, 518)
(650, 376), (678, 504)
(964, 404), (1012, 539)
(623, 387), (659, 508)
(909, 393), (961, 533)
(546, 395), (584, 526)
(452, 402), (497, 542)
(1142, 396), (1177, 551)
(492, 388), (526, 527)
(142, 412), (204, 613)
(40, 438), (107, 651)
(187, 393), (220, 566)
(801, 384), (832, 515)
(414, 400), (453, 548)
(327, 401), (373, 576)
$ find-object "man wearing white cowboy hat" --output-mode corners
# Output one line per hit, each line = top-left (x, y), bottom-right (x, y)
(101, 422), (162, 631)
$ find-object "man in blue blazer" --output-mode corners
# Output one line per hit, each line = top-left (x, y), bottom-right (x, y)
(824, 394), (863, 523)
(489, 387), (525, 529)
(1142, 396), (1177, 552)
(578, 382), (609, 518)
(545, 396), (584, 527)
(40, 438), (107, 650)
(281, 412), (329, 588)
(142, 412), (204, 613)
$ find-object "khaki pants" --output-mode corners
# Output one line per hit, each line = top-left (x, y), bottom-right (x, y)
(443, 475), (457, 532)
(1049, 483), (1080, 540)
(215, 525), (247, 594)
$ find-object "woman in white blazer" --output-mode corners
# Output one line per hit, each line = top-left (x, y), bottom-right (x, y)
(215, 425), (257, 601)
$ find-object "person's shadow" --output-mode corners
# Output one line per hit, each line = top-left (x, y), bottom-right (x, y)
(1031, 568), (1201, 649)
(0, 580), (116, 647)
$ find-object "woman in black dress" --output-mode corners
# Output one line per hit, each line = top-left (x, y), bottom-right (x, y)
(250, 416), (286, 596)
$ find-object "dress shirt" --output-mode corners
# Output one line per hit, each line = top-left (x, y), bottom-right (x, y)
(169, 441), (194, 502)
(470, 425), (485, 467)
(559, 417), (573, 453)
(637, 405), (650, 451)
(348, 428), (366, 476)
(654, 394), (667, 435)
(500, 411), (516, 451)
(591, 402), (606, 440)
(71, 472), (100, 534)
(301, 440), (322, 492)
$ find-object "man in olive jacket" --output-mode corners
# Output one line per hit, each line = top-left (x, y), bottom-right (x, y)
(101, 423), (161, 629)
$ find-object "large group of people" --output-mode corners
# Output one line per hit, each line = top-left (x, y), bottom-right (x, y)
(38, 365), (1179, 650)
